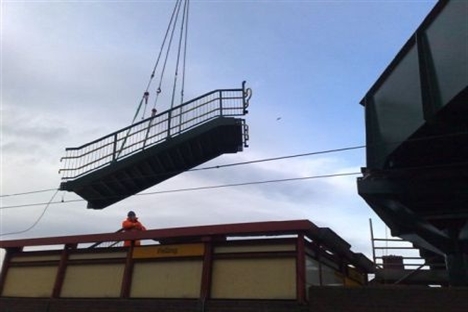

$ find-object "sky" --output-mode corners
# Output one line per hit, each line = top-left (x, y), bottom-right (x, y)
(1, 0), (438, 263)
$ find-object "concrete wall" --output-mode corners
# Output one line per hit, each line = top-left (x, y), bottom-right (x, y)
(308, 286), (468, 312)
(0, 298), (308, 312)
(2, 286), (468, 312)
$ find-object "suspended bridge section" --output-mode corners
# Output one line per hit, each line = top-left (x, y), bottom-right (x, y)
(357, 1), (468, 286)
(59, 82), (251, 209)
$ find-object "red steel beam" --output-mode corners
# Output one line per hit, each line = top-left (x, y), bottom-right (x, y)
(0, 220), (319, 249)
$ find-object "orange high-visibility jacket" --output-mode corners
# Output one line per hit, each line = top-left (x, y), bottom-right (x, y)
(122, 218), (146, 247)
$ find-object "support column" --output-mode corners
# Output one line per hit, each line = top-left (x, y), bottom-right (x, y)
(0, 247), (21, 296)
(446, 253), (468, 286)
(121, 245), (135, 298)
(52, 243), (75, 298)
(296, 233), (306, 304)
(200, 239), (213, 301)
(446, 227), (468, 286)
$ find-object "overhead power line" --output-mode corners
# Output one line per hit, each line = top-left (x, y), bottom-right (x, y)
(0, 172), (359, 236)
(0, 190), (59, 237)
(191, 145), (365, 171)
(0, 188), (58, 198)
(139, 171), (361, 196)
(1, 131), (467, 234)
(3, 159), (466, 211)
(1, 144), (365, 198)
(0, 171), (362, 210)
(0, 132), (466, 200)
(2, 130), (466, 200)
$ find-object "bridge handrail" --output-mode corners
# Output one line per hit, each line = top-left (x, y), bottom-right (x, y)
(59, 82), (250, 181)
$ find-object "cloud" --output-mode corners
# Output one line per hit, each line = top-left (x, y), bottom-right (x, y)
(1, 0), (438, 270)
(2, 110), (68, 142)
(1, 106), (69, 165)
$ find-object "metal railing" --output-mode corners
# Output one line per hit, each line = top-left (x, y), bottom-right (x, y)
(87, 229), (124, 249)
(369, 219), (427, 270)
(59, 82), (251, 181)
(369, 219), (445, 271)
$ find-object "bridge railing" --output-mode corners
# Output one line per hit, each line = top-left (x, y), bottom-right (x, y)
(59, 82), (251, 181)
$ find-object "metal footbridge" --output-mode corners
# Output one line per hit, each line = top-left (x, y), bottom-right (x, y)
(357, 1), (467, 286)
(59, 82), (251, 209)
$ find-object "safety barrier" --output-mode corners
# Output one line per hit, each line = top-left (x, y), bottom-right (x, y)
(59, 82), (251, 181)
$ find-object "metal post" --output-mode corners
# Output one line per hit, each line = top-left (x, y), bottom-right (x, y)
(178, 106), (184, 134)
(200, 240), (213, 301)
(0, 248), (18, 296)
(369, 219), (377, 265)
(219, 90), (223, 116)
(112, 133), (118, 161)
(241, 80), (250, 115)
(446, 228), (468, 286)
(52, 244), (74, 298)
(120, 245), (135, 298)
(296, 233), (306, 304)
(167, 110), (172, 139)
(446, 253), (468, 286)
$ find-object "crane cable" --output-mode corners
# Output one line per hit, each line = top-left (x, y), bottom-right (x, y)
(151, 0), (187, 114)
(146, 0), (188, 144)
(143, 0), (183, 118)
(180, 0), (190, 104)
(170, 0), (189, 109)
(129, 0), (181, 126)
(117, 0), (189, 158)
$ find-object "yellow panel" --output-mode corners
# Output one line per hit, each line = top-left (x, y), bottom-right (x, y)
(2, 266), (57, 297)
(215, 244), (295, 254)
(133, 244), (204, 259)
(11, 255), (61, 262)
(347, 267), (365, 285)
(69, 252), (127, 260)
(345, 277), (362, 287)
(61, 264), (124, 298)
(131, 260), (202, 298)
(211, 258), (296, 299)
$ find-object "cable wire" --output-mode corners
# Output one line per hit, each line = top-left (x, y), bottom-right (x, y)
(146, 0), (181, 93)
(170, 0), (189, 109)
(4, 137), (468, 199)
(139, 171), (361, 196)
(117, 0), (184, 157)
(158, 0), (183, 108)
(191, 145), (365, 171)
(180, 0), (189, 103)
(2, 157), (467, 210)
(0, 171), (361, 210)
(5, 144), (365, 199)
(0, 190), (59, 236)
(0, 188), (58, 198)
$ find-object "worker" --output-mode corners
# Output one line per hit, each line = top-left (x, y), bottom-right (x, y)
(122, 211), (146, 247)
